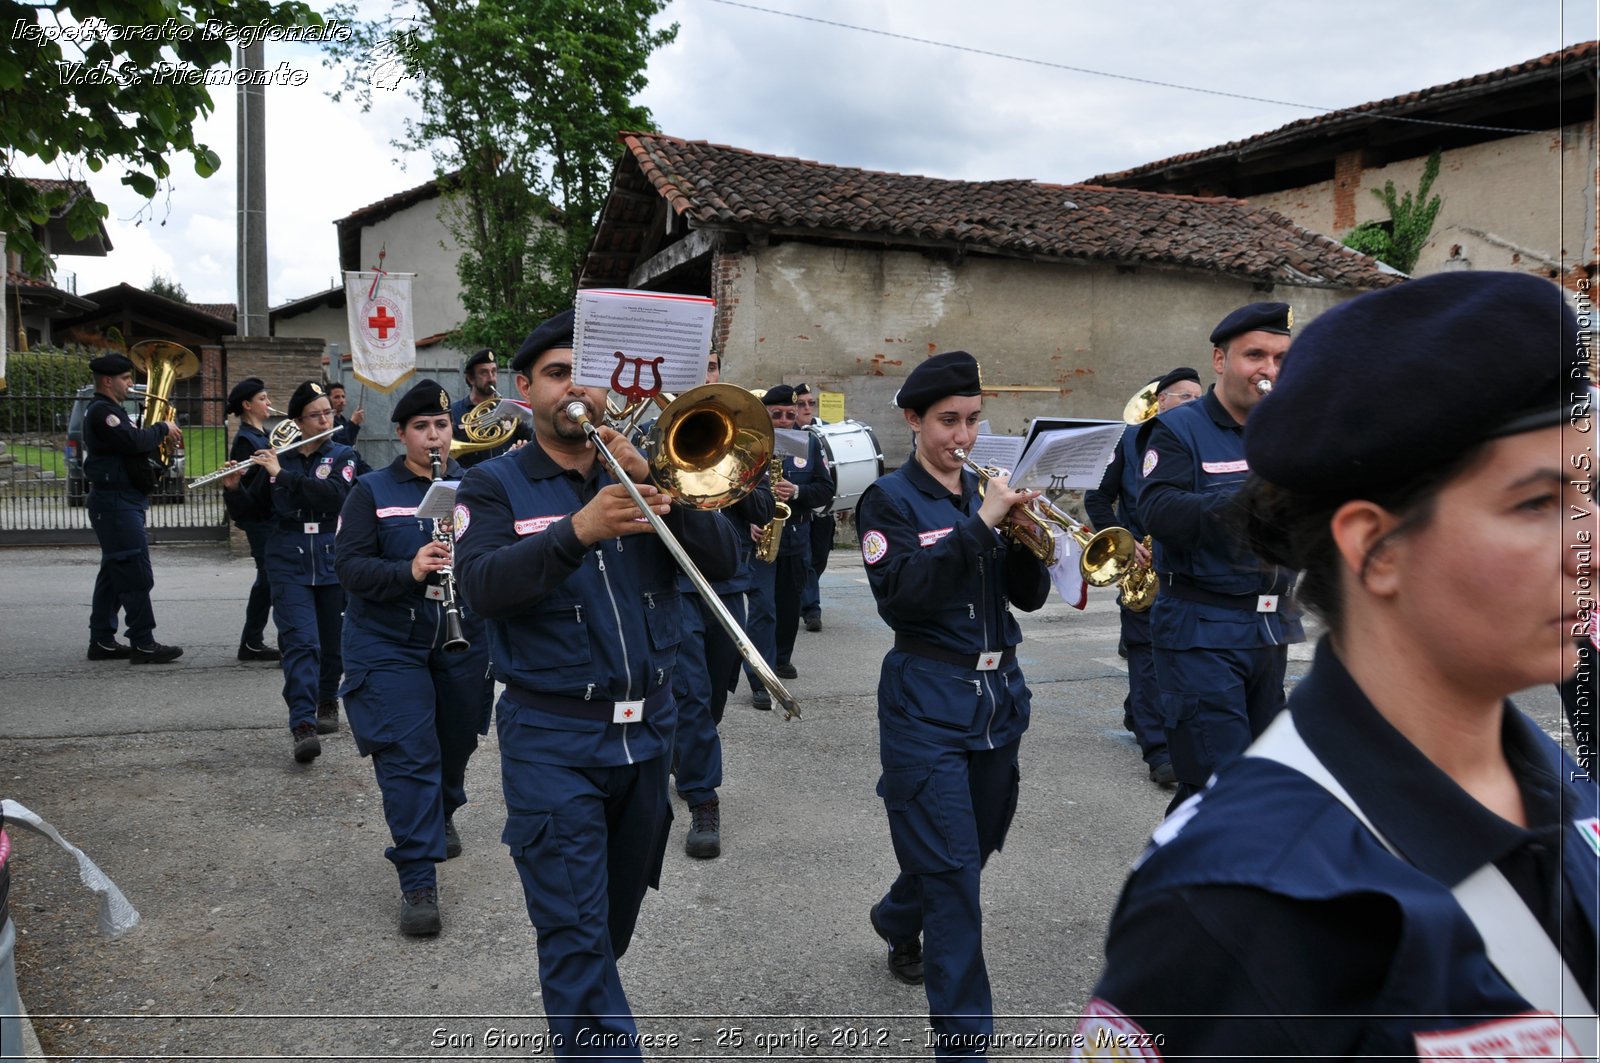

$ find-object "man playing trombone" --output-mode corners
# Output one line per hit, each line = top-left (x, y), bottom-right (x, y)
(453, 310), (740, 1060)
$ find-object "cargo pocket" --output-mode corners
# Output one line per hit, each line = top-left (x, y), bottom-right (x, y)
(877, 767), (961, 875)
(501, 811), (580, 928)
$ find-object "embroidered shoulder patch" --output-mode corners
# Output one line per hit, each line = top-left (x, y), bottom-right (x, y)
(861, 529), (889, 565)
(514, 515), (562, 536)
(105, 413), (121, 428)
(1071, 998), (1165, 1059)
(342, 462), (355, 483)
(1413, 1012), (1577, 1059)
(1141, 449), (1158, 477)
(451, 503), (471, 540)
(314, 463), (332, 479)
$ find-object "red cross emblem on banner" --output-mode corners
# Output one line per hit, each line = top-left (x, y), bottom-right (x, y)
(368, 305), (396, 340)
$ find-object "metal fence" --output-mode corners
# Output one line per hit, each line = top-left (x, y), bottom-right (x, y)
(0, 358), (228, 545)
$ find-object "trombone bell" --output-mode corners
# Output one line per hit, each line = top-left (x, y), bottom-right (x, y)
(642, 383), (774, 511)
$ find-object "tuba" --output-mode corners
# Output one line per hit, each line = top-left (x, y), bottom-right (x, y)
(128, 340), (199, 467)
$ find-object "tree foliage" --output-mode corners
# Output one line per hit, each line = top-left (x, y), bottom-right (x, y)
(1342, 149), (1444, 275)
(1, 0), (323, 279)
(325, 0), (676, 359)
(149, 270), (188, 302)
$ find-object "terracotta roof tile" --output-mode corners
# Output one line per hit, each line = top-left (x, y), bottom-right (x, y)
(593, 133), (1397, 289)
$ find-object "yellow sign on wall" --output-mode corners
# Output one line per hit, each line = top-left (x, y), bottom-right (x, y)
(819, 391), (845, 422)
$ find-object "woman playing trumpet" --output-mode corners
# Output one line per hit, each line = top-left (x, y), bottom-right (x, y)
(334, 379), (492, 936)
(855, 350), (1050, 1059)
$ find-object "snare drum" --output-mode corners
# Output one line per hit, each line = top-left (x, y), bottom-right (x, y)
(810, 420), (883, 513)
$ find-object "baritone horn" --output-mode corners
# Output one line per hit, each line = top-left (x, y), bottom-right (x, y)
(128, 340), (199, 467)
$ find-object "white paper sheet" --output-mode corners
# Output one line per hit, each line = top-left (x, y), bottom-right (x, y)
(573, 289), (715, 395)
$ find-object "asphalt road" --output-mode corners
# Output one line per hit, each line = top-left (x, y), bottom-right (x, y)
(0, 542), (1571, 1061)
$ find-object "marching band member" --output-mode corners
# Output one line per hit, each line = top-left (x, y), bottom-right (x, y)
(1084, 367), (1201, 788)
(453, 310), (739, 1059)
(672, 350), (776, 858)
(451, 348), (530, 468)
(224, 382), (358, 764)
(793, 381), (833, 633)
(1081, 271), (1598, 1057)
(856, 350), (1050, 1059)
(1138, 303), (1303, 807)
(335, 379), (493, 936)
(760, 384), (834, 681)
(225, 377), (281, 662)
(83, 352), (183, 664)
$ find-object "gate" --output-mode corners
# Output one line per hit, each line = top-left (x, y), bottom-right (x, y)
(0, 352), (228, 545)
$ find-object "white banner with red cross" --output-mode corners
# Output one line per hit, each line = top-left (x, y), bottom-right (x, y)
(344, 271), (417, 392)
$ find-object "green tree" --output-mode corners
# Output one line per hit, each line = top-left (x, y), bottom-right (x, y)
(1342, 149), (1444, 275)
(150, 270), (188, 302)
(326, 0), (676, 359)
(1, 0), (323, 278)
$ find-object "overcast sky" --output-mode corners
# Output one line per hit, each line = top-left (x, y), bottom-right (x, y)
(58, 0), (1599, 306)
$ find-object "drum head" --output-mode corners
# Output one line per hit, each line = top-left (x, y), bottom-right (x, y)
(811, 420), (883, 513)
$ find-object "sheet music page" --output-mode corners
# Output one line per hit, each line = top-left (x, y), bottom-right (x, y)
(1010, 422), (1125, 491)
(572, 289), (715, 393)
(490, 398), (534, 426)
(965, 434), (1025, 473)
(774, 428), (811, 459)
(416, 480), (459, 520)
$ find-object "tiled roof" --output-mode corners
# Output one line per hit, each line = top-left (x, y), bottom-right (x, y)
(191, 302), (237, 323)
(1091, 40), (1598, 185)
(586, 133), (1397, 290)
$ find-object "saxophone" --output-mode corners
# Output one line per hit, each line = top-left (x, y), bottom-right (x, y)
(754, 454), (789, 564)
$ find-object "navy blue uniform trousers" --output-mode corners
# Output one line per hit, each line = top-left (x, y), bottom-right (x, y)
(342, 632), (489, 890)
(274, 582), (344, 730)
(88, 487), (156, 645)
(499, 707), (672, 1061)
(239, 522), (274, 648)
(672, 592), (747, 805)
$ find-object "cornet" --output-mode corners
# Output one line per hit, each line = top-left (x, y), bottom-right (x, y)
(1255, 379), (1273, 395)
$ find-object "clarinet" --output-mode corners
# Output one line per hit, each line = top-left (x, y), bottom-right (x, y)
(429, 449), (470, 654)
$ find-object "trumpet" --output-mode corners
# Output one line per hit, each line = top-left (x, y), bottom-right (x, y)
(565, 399), (800, 720)
(187, 426), (340, 489)
(953, 449), (1144, 592)
(428, 449), (470, 654)
(1255, 379), (1273, 395)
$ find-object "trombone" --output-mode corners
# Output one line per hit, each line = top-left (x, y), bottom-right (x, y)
(565, 393), (800, 720)
(186, 425), (340, 489)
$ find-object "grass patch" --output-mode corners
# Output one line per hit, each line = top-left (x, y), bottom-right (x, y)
(13, 444), (67, 477)
(183, 426), (227, 477)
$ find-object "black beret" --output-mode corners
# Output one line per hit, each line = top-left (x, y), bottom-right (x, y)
(89, 353), (134, 376)
(793, 382), (813, 397)
(762, 384), (796, 406)
(464, 348), (495, 373)
(1210, 302), (1293, 347)
(391, 378), (452, 424)
(511, 309), (575, 372)
(226, 377), (266, 417)
(895, 350), (983, 411)
(287, 380), (326, 419)
(1245, 271), (1583, 501)
(1155, 366), (1201, 395)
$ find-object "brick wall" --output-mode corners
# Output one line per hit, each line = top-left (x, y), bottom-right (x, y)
(1332, 149), (1366, 233)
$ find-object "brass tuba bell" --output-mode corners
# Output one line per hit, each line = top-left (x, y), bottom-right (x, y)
(127, 340), (199, 467)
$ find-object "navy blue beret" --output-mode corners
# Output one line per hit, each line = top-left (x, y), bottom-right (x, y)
(793, 382), (813, 396)
(391, 378), (452, 424)
(89, 353), (135, 376)
(1245, 271), (1583, 500)
(464, 348), (495, 373)
(287, 380), (326, 419)
(226, 377), (266, 416)
(1210, 302), (1292, 347)
(762, 384), (796, 406)
(895, 350), (983, 411)
(1155, 366), (1201, 394)
(511, 309), (575, 372)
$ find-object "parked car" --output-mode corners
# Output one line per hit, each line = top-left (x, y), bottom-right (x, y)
(65, 384), (187, 506)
